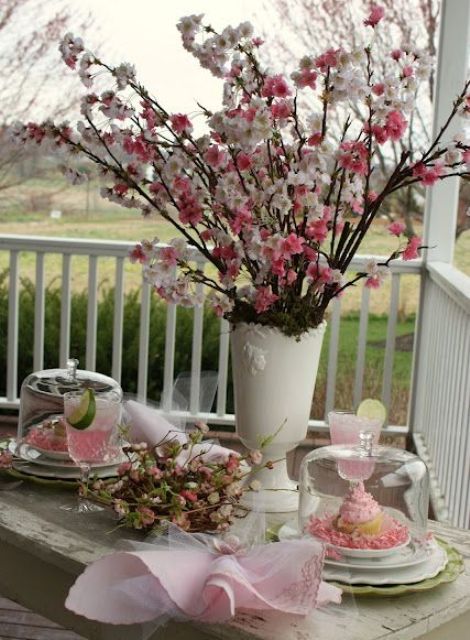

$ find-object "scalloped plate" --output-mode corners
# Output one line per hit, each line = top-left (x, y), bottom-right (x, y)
(327, 539), (463, 596)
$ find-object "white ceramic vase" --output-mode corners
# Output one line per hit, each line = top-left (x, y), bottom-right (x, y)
(231, 321), (327, 512)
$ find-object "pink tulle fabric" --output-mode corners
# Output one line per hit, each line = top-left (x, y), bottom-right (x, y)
(124, 400), (236, 464)
(306, 514), (409, 549)
(65, 528), (341, 625)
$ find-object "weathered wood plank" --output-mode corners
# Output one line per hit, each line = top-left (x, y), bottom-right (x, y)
(0, 621), (82, 639)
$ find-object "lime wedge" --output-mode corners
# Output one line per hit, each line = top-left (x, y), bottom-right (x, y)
(67, 388), (96, 430)
(357, 398), (387, 424)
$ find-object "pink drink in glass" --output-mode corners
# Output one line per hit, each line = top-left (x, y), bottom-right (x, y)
(328, 411), (382, 480)
(64, 391), (121, 464)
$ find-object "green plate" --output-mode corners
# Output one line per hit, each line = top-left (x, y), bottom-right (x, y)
(328, 538), (464, 597)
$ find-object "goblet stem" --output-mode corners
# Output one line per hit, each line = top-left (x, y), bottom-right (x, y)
(76, 462), (102, 513)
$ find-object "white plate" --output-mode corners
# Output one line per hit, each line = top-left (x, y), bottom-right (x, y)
(325, 539), (436, 570)
(28, 446), (71, 461)
(323, 544), (448, 585)
(12, 459), (121, 481)
(10, 440), (125, 470)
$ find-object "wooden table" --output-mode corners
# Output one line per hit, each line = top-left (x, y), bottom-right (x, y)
(0, 479), (469, 640)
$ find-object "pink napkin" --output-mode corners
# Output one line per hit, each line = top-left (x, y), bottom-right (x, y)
(124, 400), (236, 464)
(66, 527), (341, 625)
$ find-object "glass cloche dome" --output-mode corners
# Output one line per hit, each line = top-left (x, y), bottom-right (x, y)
(18, 359), (122, 446)
(299, 434), (429, 552)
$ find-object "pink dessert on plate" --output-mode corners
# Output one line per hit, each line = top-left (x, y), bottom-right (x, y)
(24, 418), (69, 453)
(306, 481), (409, 550)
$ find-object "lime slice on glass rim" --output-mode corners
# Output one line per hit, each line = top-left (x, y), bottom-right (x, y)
(357, 398), (387, 424)
(67, 388), (96, 430)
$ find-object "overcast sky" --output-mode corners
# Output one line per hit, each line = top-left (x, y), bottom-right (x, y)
(76, 0), (265, 114)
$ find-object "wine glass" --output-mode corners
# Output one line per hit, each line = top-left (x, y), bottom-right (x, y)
(328, 411), (382, 482)
(62, 389), (121, 513)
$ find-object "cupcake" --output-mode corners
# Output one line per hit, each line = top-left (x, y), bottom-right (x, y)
(334, 481), (384, 536)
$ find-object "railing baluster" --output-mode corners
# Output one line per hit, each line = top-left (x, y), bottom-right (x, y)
(381, 274), (400, 417)
(137, 280), (151, 402)
(6, 251), (19, 402)
(86, 255), (98, 371)
(353, 284), (370, 407)
(447, 308), (465, 522)
(325, 297), (341, 417)
(190, 278), (204, 415)
(112, 256), (125, 384)
(162, 300), (177, 412)
(33, 252), (45, 372)
(216, 319), (230, 417)
(59, 254), (72, 368)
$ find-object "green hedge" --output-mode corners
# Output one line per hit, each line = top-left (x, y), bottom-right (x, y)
(0, 271), (414, 423)
(0, 271), (222, 405)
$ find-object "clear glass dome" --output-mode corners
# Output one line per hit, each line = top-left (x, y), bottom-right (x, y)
(18, 359), (122, 445)
(299, 439), (429, 552)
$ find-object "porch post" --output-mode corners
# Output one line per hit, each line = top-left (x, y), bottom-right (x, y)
(423, 0), (470, 264)
(410, 0), (470, 434)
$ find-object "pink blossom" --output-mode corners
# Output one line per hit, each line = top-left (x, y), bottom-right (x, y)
(306, 218), (329, 243)
(372, 83), (385, 96)
(367, 191), (378, 202)
(230, 207), (253, 234)
(252, 36), (264, 47)
(385, 110), (407, 141)
(113, 183), (129, 196)
(226, 453), (240, 473)
(117, 461), (132, 475)
(236, 152), (253, 171)
(364, 5), (385, 28)
(388, 221), (406, 237)
(412, 162), (443, 187)
(315, 48), (340, 72)
(129, 244), (146, 264)
(180, 489), (198, 502)
(307, 132), (322, 146)
(402, 236), (422, 260)
(271, 257), (286, 277)
(281, 232), (305, 258)
(137, 506), (156, 526)
(364, 259), (389, 289)
(204, 145), (227, 169)
(160, 246), (179, 267)
(391, 49), (402, 61)
(178, 193), (203, 225)
(402, 65), (414, 78)
(249, 450), (263, 465)
(170, 113), (193, 134)
(371, 124), (388, 144)
(262, 74), (291, 98)
(147, 466), (163, 479)
(286, 269), (297, 285)
(254, 286), (279, 313)
(0, 451), (13, 468)
(296, 68), (318, 90)
(270, 100), (292, 119)
(338, 141), (369, 175)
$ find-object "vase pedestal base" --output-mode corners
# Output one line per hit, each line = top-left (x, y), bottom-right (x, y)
(241, 460), (299, 512)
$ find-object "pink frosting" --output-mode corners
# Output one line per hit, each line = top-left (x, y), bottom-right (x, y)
(338, 481), (381, 524)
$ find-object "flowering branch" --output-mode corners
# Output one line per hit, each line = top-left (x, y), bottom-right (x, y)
(10, 6), (470, 336)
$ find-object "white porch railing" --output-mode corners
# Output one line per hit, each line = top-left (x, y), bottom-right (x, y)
(0, 233), (420, 435)
(412, 262), (470, 529)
